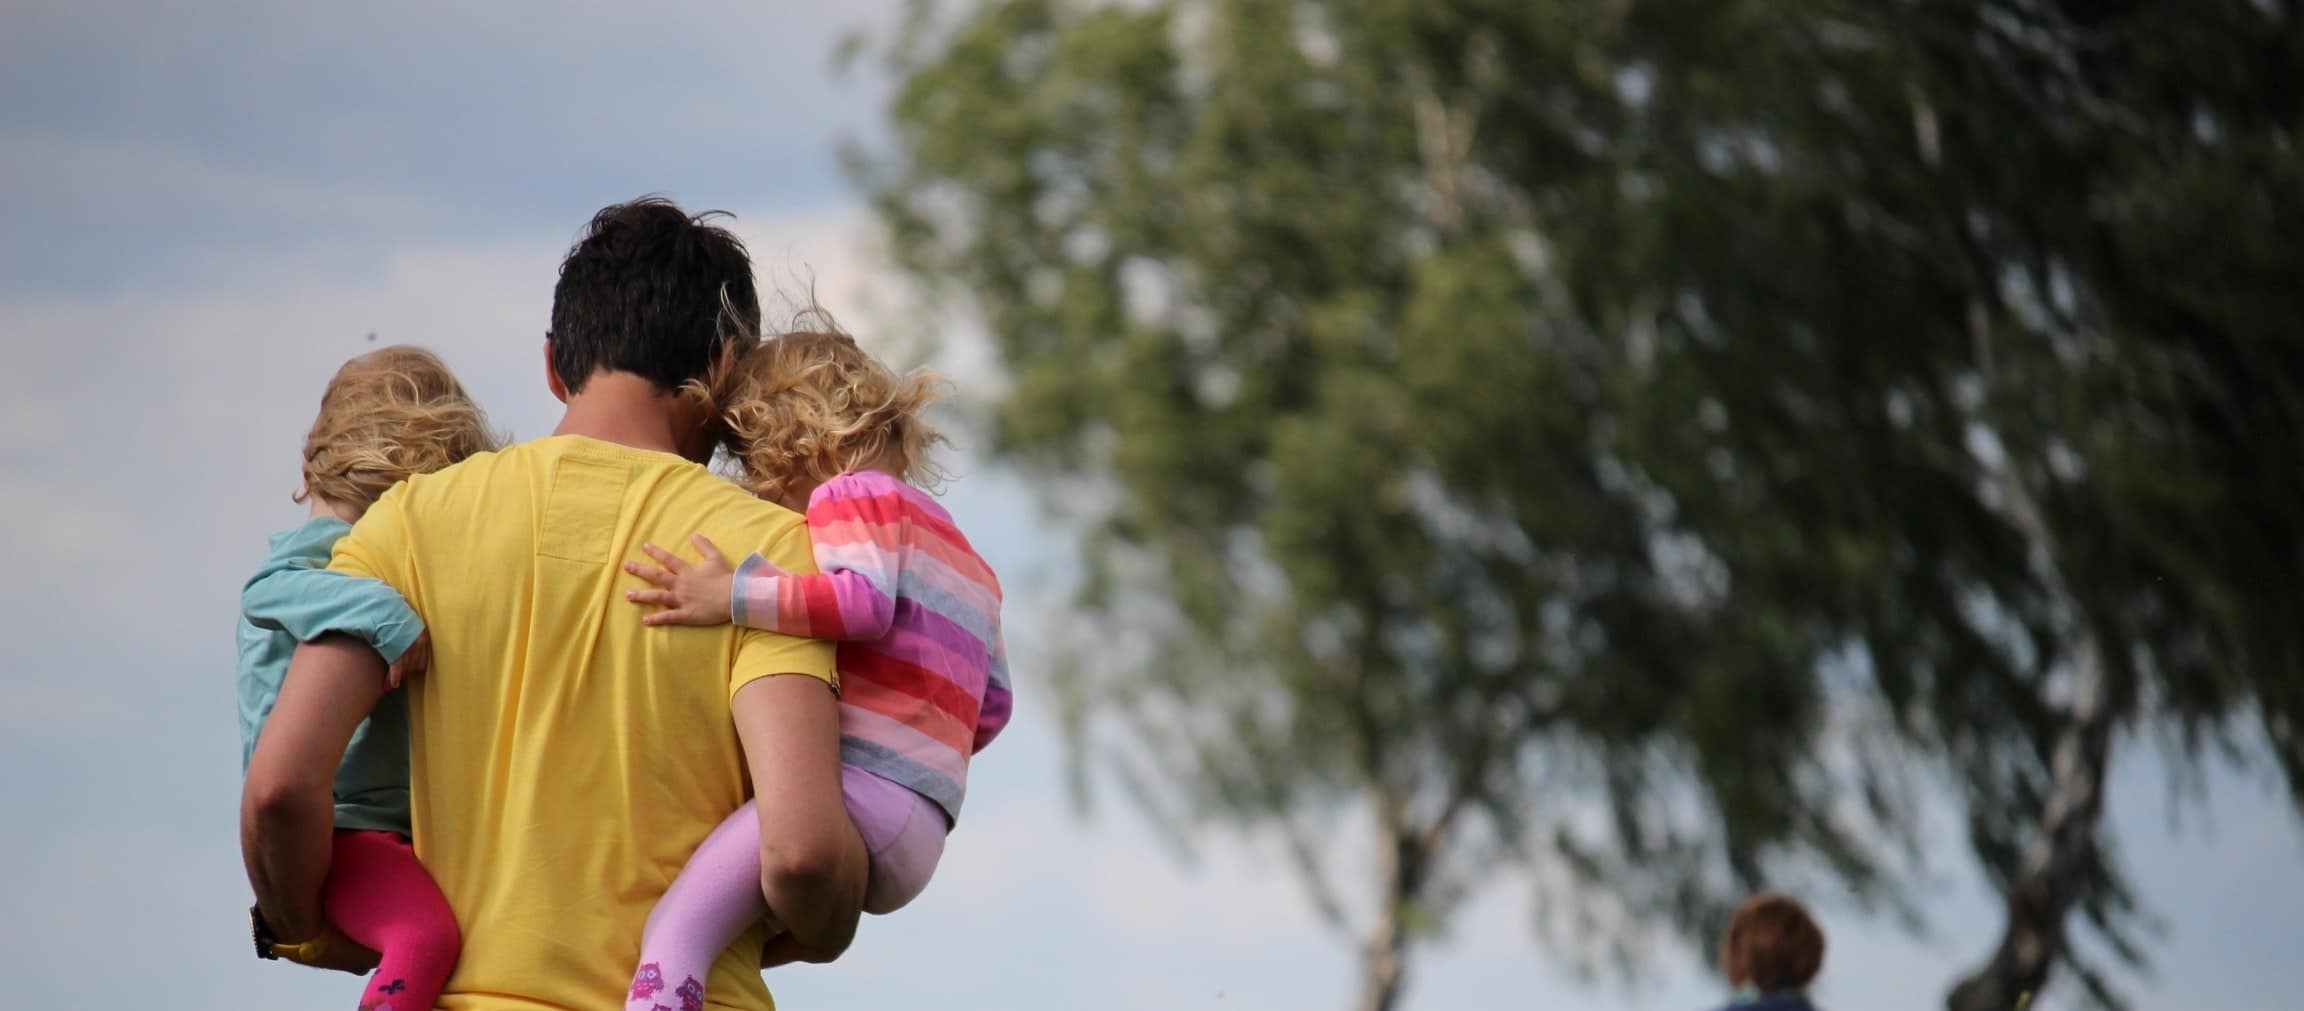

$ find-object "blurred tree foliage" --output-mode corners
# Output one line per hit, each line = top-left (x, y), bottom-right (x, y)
(853, 1), (2304, 1008)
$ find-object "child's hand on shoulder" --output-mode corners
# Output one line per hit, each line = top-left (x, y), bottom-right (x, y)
(625, 534), (738, 626)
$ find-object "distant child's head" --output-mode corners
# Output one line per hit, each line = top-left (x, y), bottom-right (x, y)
(296, 345), (501, 517)
(713, 328), (948, 510)
(1719, 893), (1825, 994)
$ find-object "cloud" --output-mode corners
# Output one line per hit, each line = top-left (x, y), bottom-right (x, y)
(0, 201), (925, 1003)
(0, 0), (910, 295)
(5, 8), (2303, 1000)
(0, 206), (896, 740)
(0, 195), (1375, 1010)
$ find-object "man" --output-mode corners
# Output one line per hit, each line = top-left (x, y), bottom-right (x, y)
(243, 197), (866, 1010)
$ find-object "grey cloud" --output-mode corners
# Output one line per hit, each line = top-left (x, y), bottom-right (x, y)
(0, 0), (904, 295)
(5, 5), (2302, 1007)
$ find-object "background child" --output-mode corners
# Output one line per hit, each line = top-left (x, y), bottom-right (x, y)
(1710, 892), (1828, 1011)
(238, 345), (498, 1010)
(620, 328), (1012, 1011)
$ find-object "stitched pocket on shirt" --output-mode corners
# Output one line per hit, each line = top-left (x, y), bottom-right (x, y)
(539, 456), (630, 564)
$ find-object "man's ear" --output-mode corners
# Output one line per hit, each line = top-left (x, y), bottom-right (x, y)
(544, 337), (569, 403)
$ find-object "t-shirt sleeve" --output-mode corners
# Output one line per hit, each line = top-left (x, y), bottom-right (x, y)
(329, 486), (415, 602)
(727, 473), (908, 640)
(729, 514), (838, 698)
(244, 565), (425, 662)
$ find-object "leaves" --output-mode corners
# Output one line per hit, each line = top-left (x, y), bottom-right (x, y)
(858, 1), (2304, 1007)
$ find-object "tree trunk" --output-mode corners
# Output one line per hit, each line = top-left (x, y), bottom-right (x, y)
(1947, 391), (2118, 1010)
(1945, 627), (2114, 1011)
(1354, 908), (1409, 1011)
(1353, 814), (1426, 1011)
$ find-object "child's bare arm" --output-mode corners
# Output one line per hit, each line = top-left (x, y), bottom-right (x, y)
(623, 534), (737, 626)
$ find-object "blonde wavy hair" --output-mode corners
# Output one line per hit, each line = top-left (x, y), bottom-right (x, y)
(703, 327), (948, 506)
(296, 345), (502, 514)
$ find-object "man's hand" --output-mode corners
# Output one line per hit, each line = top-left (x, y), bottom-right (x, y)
(269, 922), (382, 975)
(624, 534), (740, 626)
(301, 936), (383, 975)
(759, 930), (849, 968)
(385, 630), (431, 690)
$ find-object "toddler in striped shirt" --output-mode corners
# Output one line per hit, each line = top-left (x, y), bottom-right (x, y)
(620, 327), (1011, 1011)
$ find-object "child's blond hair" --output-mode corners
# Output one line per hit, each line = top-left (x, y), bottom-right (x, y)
(296, 345), (502, 514)
(710, 328), (948, 505)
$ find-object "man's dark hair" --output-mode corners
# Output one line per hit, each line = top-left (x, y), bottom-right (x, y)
(548, 196), (762, 394)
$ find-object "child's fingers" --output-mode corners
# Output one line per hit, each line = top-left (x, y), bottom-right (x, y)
(627, 588), (678, 608)
(624, 559), (675, 587)
(384, 634), (430, 690)
(642, 606), (708, 627)
(690, 533), (729, 568)
(640, 541), (687, 573)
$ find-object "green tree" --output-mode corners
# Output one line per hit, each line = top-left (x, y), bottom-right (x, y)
(1568, 3), (2304, 1006)
(852, 2), (2304, 1009)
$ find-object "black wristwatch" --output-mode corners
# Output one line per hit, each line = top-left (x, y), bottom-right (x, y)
(250, 904), (281, 960)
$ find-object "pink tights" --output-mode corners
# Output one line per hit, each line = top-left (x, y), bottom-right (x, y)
(624, 767), (944, 1011)
(325, 829), (460, 1011)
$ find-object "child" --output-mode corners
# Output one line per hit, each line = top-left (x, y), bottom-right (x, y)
(620, 328), (1011, 1010)
(238, 345), (497, 1010)
(1709, 893), (1827, 1011)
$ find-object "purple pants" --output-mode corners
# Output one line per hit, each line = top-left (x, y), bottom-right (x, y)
(625, 767), (946, 1011)
(841, 765), (948, 912)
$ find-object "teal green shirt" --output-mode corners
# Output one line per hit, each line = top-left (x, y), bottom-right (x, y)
(236, 515), (424, 835)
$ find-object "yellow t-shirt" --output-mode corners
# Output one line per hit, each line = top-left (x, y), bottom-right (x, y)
(332, 435), (835, 1011)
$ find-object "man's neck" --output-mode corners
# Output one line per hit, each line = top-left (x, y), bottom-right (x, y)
(551, 371), (711, 461)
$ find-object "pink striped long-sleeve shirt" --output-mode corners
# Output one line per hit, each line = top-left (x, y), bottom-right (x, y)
(730, 470), (1010, 823)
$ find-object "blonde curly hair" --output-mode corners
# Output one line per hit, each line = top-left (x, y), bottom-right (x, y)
(704, 328), (948, 507)
(296, 345), (502, 514)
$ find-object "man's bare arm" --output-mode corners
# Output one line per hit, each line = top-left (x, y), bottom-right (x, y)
(732, 674), (867, 959)
(242, 633), (387, 943)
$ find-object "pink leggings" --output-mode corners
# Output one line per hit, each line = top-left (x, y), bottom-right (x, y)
(325, 829), (460, 1011)
(625, 767), (944, 1011)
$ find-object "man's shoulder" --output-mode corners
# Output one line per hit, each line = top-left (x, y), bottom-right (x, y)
(387, 442), (518, 503)
(384, 437), (794, 523)
(393, 436), (679, 503)
(347, 440), (581, 549)
(668, 474), (808, 542)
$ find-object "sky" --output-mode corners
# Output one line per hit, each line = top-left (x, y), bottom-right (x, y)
(1, 2), (2300, 1009)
